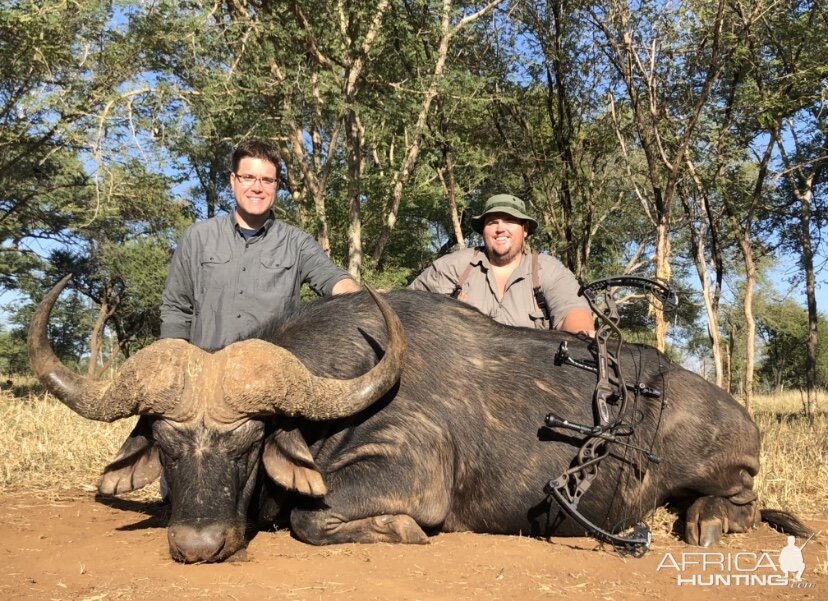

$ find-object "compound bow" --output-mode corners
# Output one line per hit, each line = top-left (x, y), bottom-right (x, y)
(543, 276), (678, 556)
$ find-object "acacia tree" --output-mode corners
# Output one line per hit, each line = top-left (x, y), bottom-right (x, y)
(778, 132), (827, 420)
(368, 0), (504, 268)
(488, 1), (652, 280)
(764, 1), (828, 421)
(0, 0), (134, 289)
(588, 0), (730, 351)
(757, 297), (828, 394)
(698, 0), (827, 413)
(0, 0), (193, 375)
(681, 165), (728, 386)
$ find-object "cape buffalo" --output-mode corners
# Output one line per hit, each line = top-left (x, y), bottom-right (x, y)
(29, 276), (808, 563)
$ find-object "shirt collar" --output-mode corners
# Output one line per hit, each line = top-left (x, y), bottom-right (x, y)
(232, 212), (276, 239)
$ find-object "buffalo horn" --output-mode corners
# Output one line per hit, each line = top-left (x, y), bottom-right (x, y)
(223, 288), (405, 421)
(27, 276), (191, 422)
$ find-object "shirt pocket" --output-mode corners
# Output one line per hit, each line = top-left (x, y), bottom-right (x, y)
(199, 250), (233, 291)
(256, 253), (299, 307)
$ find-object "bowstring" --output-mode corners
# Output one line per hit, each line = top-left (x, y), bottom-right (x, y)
(599, 291), (672, 554)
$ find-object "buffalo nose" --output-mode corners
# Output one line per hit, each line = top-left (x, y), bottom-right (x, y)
(168, 521), (236, 563)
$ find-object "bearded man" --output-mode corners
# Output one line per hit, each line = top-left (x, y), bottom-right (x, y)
(410, 194), (594, 334)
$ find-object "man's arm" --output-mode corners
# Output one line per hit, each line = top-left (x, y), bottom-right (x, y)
(295, 232), (362, 297)
(159, 231), (195, 341)
(537, 254), (594, 336)
(558, 307), (596, 337)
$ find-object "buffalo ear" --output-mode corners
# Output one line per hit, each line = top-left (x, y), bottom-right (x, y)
(98, 417), (162, 494)
(262, 428), (327, 497)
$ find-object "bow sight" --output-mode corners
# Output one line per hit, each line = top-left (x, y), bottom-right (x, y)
(542, 275), (677, 557)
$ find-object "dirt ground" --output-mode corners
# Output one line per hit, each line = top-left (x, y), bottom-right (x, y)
(0, 490), (824, 601)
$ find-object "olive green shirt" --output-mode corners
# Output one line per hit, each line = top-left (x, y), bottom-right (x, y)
(160, 213), (351, 349)
(409, 247), (590, 329)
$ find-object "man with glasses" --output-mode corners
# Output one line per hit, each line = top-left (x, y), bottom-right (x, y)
(160, 139), (360, 350)
(127, 139), (360, 505)
(410, 194), (594, 335)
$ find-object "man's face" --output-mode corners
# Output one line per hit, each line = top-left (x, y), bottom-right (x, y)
(230, 157), (278, 228)
(483, 212), (528, 265)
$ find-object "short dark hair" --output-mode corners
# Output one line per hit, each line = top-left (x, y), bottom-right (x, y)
(231, 139), (282, 179)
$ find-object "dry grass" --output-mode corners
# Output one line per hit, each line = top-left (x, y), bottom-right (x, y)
(0, 378), (140, 494)
(1, 380), (825, 522)
(753, 390), (828, 519)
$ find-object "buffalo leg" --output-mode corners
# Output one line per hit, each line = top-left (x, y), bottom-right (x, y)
(685, 495), (759, 547)
(291, 509), (428, 545)
(286, 429), (452, 545)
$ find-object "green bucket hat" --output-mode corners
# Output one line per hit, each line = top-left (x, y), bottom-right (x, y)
(471, 194), (538, 235)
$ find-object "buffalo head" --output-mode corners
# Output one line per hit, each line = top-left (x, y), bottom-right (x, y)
(28, 276), (405, 562)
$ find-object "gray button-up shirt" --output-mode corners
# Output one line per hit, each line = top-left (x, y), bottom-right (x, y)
(160, 213), (351, 349)
(409, 247), (589, 329)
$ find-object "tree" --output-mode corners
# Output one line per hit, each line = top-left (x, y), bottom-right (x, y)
(757, 297), (828, 395)
(4, 282), (93, 374)
(736, 0), (828, 416)
(766, 0), (828, 419)
(0, 1), (155, 281)
(589, 0), (731, 351)
(478, 1), (647, 281)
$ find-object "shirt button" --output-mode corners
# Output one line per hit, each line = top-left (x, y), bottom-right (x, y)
(242, 266), (246, 271)
(236, 314), (241, 318)
(239, 290), (244, 295)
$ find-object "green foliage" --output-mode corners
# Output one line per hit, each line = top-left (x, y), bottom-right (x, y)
(0, 0), (140, 252)
(0, 327), (28, 375)
(756, 297), (828, 390)
(3, 286), (95, 375)
(0, 0), (824, 386)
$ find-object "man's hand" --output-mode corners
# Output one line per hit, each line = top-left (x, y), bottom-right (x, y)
(332, 278), (362, 295)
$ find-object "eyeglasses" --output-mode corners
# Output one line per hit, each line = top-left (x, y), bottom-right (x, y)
(234, 173), (277, 188)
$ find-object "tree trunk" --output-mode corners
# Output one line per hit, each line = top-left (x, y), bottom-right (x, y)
(205, 149), (221, 219)
(740, 237), (756, 416)
(683, 165), (724, 387)
(726, 323), (735, 394)
(87, 297), (109, 378)
(284, 116), (342, 256)
(724, 131), (776, 414)
(86, 286), (119, 380)
(548, 0), (576, 270)
(437, 141), (464, 248)
(793, 174), (820, 423)
(345, 110), (363, 281)
(97, 336), (126, 379)
(653, 222), (671, 351)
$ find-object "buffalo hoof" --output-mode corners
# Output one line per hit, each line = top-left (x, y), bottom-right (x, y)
(685, 495), (759, 546)
(686, 496), (728, 546)
(371, 514), (429, 544)
(291, 512), (429, 545)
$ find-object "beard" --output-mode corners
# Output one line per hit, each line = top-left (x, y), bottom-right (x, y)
(486, 239), (524, 266)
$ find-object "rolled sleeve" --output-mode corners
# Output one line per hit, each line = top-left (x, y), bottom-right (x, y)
(297, 235), (352, 297)
(409, 253), (467, 294)
(409, 264), (447, 293)
(538, 255), (591, 328)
